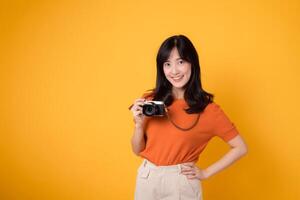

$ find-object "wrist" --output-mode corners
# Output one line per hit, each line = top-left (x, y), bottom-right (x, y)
(135, 123), (143, 129)
(203, 168), (212, 178)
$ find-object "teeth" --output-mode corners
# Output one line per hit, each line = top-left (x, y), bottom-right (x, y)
(173, 76), (183, 80)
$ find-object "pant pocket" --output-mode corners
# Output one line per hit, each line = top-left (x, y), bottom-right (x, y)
(180, 174), (201, 198)
(137, 166), (151, 179)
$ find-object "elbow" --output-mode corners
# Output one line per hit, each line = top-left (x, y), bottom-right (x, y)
(132, 149), (140, 156)
(132, 147), (144, 156)
(131, 139), (146, 156)
(232, 143), (248, 156)
(240, 145), (248, 156)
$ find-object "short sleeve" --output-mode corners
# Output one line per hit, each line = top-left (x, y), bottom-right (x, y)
(212, 103), (239, 142)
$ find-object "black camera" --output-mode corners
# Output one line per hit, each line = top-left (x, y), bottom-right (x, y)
(142, 101), (166, 117)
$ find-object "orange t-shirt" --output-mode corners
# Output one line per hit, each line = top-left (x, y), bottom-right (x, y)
(138, 93), (240, 166)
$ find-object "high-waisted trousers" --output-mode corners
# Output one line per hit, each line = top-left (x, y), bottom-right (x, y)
(134, 159), (203, 200)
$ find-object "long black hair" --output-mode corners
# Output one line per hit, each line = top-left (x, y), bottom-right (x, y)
(144, 34), (214, 114)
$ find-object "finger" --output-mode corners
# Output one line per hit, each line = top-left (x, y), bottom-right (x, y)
(133, 102), (145, 110)
(182, 164), (193, 168)
(134, 98), (146, 103)
(181, 165), (193, 170)
(181, 168), (193, 172)
(130, 99), (145, 109)
(186, 175), (198, 179)
(181, 168), (194, 172)
(181, 171), (196, 175)
(135, 100), (146, 105)
(134, 110), (143, 116)
(131, 104), (143, 112)
(134, 105), (142, 111)
(135, 102), (145, 108)
(133, 109), (143, 116)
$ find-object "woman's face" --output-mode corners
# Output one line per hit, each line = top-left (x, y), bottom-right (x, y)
(163, 47), (192, 90)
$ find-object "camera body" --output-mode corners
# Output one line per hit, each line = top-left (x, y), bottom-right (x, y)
(142, 100), (166, 117)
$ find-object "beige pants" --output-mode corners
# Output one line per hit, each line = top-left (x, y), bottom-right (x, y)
(134, 159), (203, 200)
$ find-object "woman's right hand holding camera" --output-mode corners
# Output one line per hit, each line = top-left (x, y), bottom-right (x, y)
(130, 98), (146, 127)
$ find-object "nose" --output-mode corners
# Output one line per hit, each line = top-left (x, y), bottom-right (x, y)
(170, 64), (179, 75)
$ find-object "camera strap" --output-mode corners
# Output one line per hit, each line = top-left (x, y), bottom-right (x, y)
(164, 107), (200, 131)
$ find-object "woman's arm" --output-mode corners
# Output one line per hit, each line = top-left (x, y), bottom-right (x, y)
(181, 134), (248, 180)
(204, 134), (248, 178)
(129, 97), (148, 156)
(131, 124), (146, 156)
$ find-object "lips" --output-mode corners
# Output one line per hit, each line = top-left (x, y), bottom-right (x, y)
(172, 75), (183, 82)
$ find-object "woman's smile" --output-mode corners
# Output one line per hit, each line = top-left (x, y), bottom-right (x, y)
(172, 75), (184, 82)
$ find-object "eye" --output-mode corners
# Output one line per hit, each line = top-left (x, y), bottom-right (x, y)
(178, 60), (184, 64)
(163, 62), (171, 67)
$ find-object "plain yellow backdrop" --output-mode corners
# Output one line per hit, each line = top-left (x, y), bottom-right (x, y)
(0, 0), (299, 199)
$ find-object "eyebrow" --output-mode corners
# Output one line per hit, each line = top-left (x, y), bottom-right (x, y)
(166, 58), (182, 62)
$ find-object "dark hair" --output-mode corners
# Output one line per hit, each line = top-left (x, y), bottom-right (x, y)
(145, 34), (214, 114)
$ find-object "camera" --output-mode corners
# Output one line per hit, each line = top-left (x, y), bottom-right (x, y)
(142, 101), (166, 117)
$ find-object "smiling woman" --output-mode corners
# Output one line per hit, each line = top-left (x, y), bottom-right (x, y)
(129, 34), (248, 200)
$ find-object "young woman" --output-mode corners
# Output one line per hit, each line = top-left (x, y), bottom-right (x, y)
(129, 35), (248, 200)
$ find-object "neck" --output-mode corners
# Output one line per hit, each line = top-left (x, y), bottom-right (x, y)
(172, 88), (185, 99)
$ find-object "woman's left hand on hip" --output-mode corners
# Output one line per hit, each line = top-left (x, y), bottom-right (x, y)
(180, 163), (209, 180)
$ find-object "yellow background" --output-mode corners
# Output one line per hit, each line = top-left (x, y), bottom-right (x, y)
(1, 0), (299, 199)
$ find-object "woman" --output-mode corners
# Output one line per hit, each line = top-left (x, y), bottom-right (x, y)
(129, 35), (248, 200)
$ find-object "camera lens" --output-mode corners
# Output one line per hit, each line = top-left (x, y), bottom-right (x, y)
(143, 104), (156, 116)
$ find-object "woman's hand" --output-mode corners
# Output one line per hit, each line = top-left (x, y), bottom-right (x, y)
(130, 98), (147, 127)
(180, 163), (210, 181)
